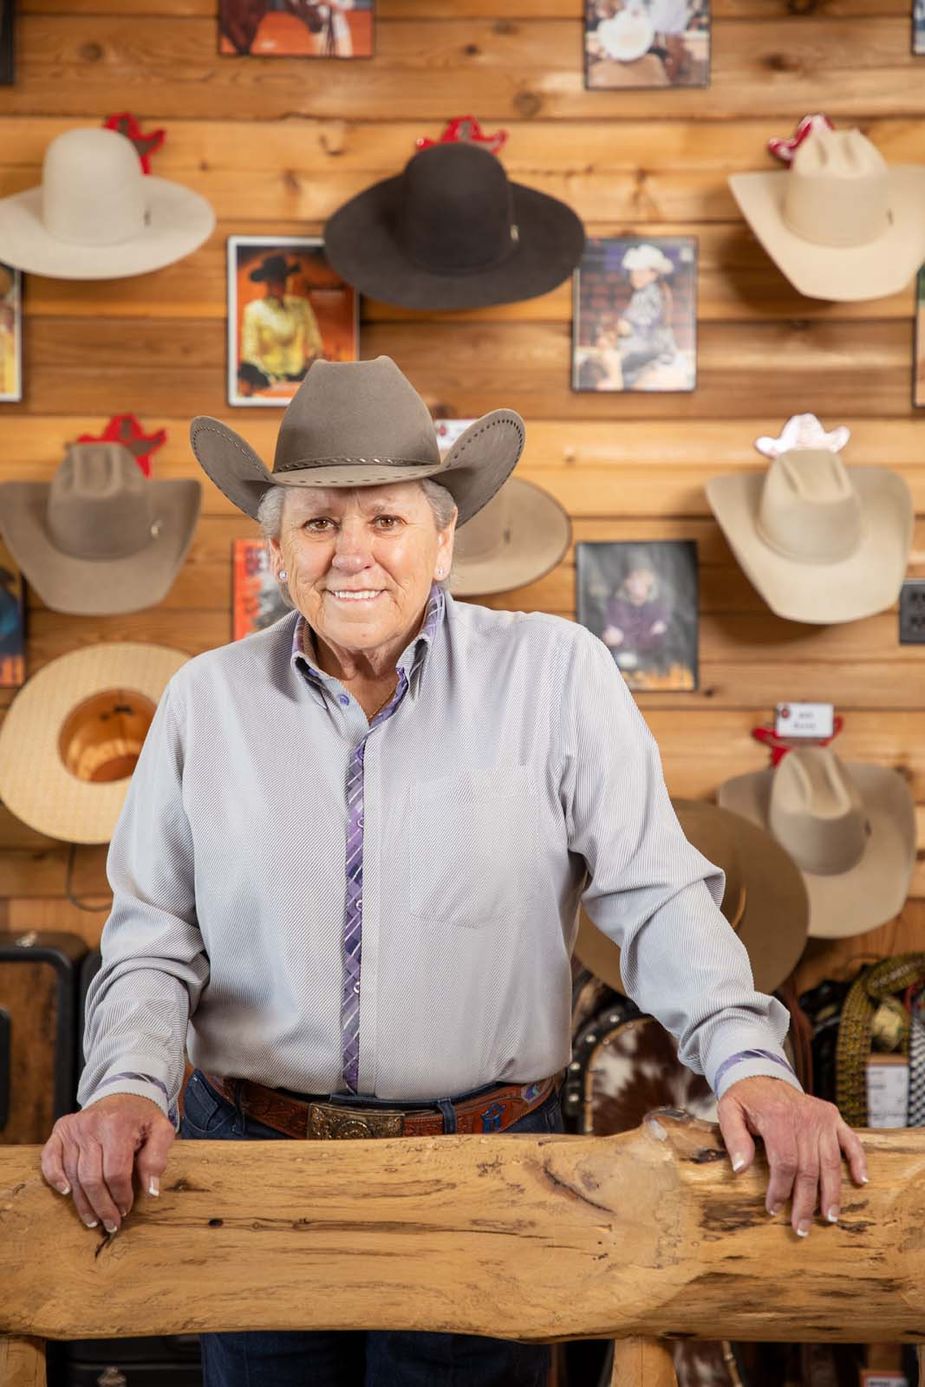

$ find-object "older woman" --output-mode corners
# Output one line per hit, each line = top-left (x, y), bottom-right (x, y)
(46, 357), (864, 1387)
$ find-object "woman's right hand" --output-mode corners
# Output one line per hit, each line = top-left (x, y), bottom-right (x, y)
(40, 1094), (176, 1235)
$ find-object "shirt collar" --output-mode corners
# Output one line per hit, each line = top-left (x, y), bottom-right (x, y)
(290, 583), (446, 686)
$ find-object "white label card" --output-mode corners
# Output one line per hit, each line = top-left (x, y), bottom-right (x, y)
(774, 702), (835, 738)
(866, 1055), (909, 1129)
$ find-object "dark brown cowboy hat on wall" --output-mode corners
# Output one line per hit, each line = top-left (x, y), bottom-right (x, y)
(574, 798), (810, 997)
(323, 142), (586, 311)
(190, 355), (525, 526)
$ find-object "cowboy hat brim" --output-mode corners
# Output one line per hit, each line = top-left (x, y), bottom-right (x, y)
(574, 799), (810, 995)
(450, 477), (571, 596)
(323, 179), (586, 311)
(706, 467), (913, 623)
(718, 764), (916, 939)
(0, 479), (201, 614)
(0, 642), (188, 843)
(0, 177), (215, 280)
(189, 410), (525, 528)
(728, 166), (925, 302)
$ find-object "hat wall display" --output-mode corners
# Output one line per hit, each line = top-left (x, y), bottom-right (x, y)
(574, 797), (810, 995)
(449, 477), (571, 596)
(728, 125), (925, 302)
(0, 127), (215, 280)
(0, 643), (188, 844)
(0, 442), (201, 615)
(705, 424), (913, 625)
(191, 355), (525, 526)
(323, 141), (586, 310)
(718, 746), (916, 940)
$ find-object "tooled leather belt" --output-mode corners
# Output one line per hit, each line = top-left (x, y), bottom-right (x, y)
(201, 1070), (563, 1139)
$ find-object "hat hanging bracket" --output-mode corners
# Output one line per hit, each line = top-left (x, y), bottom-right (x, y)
(64, 841), (113, 914)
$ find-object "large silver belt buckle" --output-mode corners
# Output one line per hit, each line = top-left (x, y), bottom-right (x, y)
(306, 1101), (406, 1139)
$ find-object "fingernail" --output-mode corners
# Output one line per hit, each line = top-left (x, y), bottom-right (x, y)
(148, 1176), (160, 1197)
(119, 1207), (130, 1218)
(860, 1173), (869, 1185)
(83, 1218), (98, 1229)
(796, 1223), (810, 1238)
(103, 1221), (117, 1234)
(731, 1154), (746, 1173)
(768, 1203), (782, 1217)
(827, 1207), (839, 1223)
(57, 1182), (70, 1196)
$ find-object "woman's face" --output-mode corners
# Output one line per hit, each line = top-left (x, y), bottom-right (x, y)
(269, 481), (455, 661)
(623, 566), (656, 602)
(628, 266), (658, 289)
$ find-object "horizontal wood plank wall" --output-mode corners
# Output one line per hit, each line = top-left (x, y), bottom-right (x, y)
(0, 0), (923, 995)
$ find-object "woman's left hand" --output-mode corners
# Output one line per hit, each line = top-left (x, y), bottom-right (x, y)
(717, 1075), (868, 1237)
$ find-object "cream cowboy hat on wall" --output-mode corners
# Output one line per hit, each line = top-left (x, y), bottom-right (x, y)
(718, 747), (916, 940)
(190, 356), (525, 526)
(705, 432), (913, 625)
(0, 127), (215, 280)
(0, 643), (188, 844)
(728, 125), (925, 302)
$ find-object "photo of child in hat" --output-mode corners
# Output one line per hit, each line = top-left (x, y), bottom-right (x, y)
(584, 0), (710, 89)
(228, 235), (358, 408)
(572, 236), (697, 393)
(577, 540), (699, 692)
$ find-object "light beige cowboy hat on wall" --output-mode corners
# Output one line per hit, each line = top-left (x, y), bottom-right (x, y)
(0, 127), (215, 280)
(190, 355), (525, 526)
(574, 798), (810, 996)
(729, 125), (925, 302)
(718, 746), (916, 940)
(0, 442), (201, 615)
(0, 643), (188, 843)
(706, 433), (913, 625)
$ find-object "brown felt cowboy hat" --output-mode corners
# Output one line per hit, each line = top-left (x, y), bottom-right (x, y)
(718, 746), (916, 940)
(190, 355), (525, 526)
(0, 442), (201, 615)
(574, 798), (810, 995)
(729, 125), (925, 302)
(323, 142), (586, 311)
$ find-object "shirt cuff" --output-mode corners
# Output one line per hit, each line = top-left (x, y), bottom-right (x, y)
(81, 1072), (179, 1131)
(712, 1049), (803, 1100)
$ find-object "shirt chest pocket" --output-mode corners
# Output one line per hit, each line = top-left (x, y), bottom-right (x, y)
(408, 765), (542, 930)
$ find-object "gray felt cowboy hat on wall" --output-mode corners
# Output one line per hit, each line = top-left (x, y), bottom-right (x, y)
(190, 356), (525, 525)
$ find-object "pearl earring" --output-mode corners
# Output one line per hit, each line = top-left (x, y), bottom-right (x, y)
(279, 569), (288, 581)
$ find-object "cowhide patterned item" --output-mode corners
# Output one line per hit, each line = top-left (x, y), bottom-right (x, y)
(580, 1012), (718, 1137)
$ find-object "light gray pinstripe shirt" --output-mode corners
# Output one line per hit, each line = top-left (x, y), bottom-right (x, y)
(76, 593), (800, 1131)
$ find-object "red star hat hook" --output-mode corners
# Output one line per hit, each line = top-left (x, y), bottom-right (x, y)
(102, 113), (166, 174)
(416, 116), (508, 156)
(767, 113), (834, 165)
(750, 715), (844, 767)
(76, 414), (167, 478)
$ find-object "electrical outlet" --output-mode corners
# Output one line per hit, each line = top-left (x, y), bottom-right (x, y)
(899, 581), (925, 643)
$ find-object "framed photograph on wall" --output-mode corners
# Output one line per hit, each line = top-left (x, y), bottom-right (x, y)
(572, 235), (697, 393)
(576, 540), (699, 692)
(584, 0), (710, 89)
(227, 235), (358, 408)
(0, 261), (22, 403)
(915, 266), (925, 408)
(0, 0), (13, 86)
(219, 1), (375, 58)
(914, 0), (925, 53)
(232, 539), (290, 640)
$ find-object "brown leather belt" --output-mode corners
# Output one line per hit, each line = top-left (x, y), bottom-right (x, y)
(201, 1070), (562, 1139)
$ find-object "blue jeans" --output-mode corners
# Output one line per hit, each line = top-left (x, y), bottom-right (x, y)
(180, 1068), (563, 1386)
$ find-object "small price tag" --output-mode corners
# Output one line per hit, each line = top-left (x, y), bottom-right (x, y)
(866, 1055), (909, 1129)
(774, 702), (835, 739)
(860, 1374), (908, 1386)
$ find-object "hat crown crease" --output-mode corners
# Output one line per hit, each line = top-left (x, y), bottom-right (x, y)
(47, 443), (156, 560)
(756, 448), (862, 563)
(783, 128), (892, 249)
(41, 128), (148, 248)
(769, 748), (867, 875)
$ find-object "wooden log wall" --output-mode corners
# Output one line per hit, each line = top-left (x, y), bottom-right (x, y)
(0, 0), (923, 995)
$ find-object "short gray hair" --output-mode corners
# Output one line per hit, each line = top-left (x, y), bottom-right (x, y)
(256, 479), (457, 608)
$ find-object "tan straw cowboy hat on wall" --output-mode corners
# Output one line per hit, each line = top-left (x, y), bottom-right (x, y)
(729, 125), (925, 302)
(191, 356), (525, 526)
(574, 798), (810, 996)
(718, 746), (916, 941)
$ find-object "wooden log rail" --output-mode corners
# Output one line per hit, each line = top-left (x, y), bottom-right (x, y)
(2, 1110), (925, 1387)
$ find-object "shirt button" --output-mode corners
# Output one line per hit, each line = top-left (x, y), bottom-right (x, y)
(338, 694), (349, 707)
(353, 982), (360, 994)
